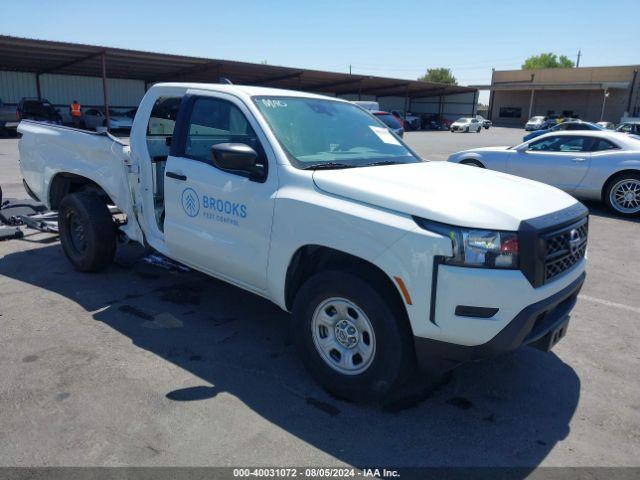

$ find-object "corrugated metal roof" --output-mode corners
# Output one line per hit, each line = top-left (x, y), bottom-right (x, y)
(0, 35), (475, 99)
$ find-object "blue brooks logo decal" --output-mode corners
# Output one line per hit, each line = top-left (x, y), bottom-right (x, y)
(181, 188), (200, 217)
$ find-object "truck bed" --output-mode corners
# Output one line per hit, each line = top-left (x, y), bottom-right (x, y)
(17, 120), (139, 239)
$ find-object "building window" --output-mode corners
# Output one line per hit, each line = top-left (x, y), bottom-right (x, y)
(499, 107), (522, 118)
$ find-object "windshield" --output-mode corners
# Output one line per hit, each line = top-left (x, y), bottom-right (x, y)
(253, 96), (420, 168)
(374, 113), (402, 129)
(530, 116), (544, 121)
(456, 118), (470, 123)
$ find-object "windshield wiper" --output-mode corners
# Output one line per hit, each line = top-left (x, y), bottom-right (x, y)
(302, 162), (356, 170)
(363, 160), (401, 167)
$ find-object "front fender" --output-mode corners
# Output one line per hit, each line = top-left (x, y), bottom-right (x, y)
(266, 185), (418, 310)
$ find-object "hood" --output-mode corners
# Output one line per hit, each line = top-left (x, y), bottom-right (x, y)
(312, 162), (578, 230)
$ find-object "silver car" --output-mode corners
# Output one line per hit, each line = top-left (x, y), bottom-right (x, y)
(448, 130), (640, 217)
(450, 117), (483, 133)
(82, 108), (133, 131)
(525, 116), (547, 131)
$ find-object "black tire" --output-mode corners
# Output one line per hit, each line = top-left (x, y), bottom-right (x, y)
(58, 192), (116, 271)
(476, 126), (481, 133)
(461, 159), (485, 168)
(293, 271), (414, 403)
(603, 172), (640, 218)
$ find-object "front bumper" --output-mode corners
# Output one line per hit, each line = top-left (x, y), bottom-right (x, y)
(413, 271), (585, 373)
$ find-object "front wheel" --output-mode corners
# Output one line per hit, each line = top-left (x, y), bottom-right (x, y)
(293, 271), (414, 403)
(604, 173), (640, 217)
(59, 192), (116, 271)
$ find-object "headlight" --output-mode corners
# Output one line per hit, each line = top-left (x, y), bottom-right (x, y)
(414, 218), (519, 269)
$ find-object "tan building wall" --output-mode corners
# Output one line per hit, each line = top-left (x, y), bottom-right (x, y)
(488, 65), (640, 126)
(493, 65), (639, 84)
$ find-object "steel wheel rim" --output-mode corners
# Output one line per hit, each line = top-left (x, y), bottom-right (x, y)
(610, 179), (640, 213)
(311, 297), (376, 375)
(68, 211), (88, 254)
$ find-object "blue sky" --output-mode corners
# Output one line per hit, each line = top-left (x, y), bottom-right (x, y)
(1, 0), (638, 103)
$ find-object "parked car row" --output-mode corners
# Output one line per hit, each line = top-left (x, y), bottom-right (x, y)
(525, 115), (582, 131)
(523, 120), (604, 142)
(351, 101), (489, 132)
(524, 115), (640, 136)
(0, 97), (135, 134)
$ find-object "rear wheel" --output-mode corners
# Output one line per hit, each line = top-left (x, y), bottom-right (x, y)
(604, 172), (640, 217)
(59, 192), (116, 271)
(293, 271), (414, 403)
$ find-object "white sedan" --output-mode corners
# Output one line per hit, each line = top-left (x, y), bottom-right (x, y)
(448, 130), (640, 217)
(450, 117), (483, 133)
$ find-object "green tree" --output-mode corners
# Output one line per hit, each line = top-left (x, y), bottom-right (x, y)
(522, 53), (575, 70)
(418, 68), (457, 85)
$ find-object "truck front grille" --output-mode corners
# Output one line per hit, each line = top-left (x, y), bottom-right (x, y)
(543, 219), (588, 283)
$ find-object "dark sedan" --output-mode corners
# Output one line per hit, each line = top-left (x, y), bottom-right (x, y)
(17, 98), (62, 125)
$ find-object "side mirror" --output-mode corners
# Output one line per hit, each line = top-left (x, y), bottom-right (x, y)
(210, 143), (263, 179)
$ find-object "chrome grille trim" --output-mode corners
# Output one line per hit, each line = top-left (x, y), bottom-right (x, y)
(543, 218), (588, 283)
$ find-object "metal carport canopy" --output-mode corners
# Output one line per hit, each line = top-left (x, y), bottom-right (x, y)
(0, 35), (475, 99)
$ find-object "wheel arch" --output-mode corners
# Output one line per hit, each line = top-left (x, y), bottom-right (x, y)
(284, 245), (408, 320)
(460, 158), (486, 168)
(48, 172), (114, 210)
(601, 169), (640, 202)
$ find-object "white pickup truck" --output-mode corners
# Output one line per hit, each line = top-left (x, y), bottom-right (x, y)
(17, 83), (588, 402)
